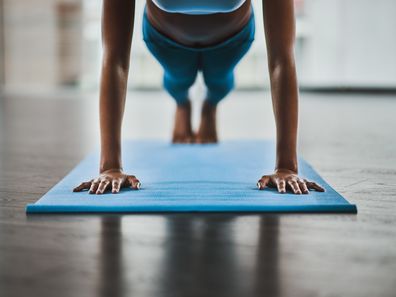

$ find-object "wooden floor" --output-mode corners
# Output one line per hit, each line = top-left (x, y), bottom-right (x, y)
(0, 91), (395, 297)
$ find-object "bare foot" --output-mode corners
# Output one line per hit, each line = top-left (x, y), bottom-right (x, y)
(196, 100), (218, 143)
(172, 100), (194, 143)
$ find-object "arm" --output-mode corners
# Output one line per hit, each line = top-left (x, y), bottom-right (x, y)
(99, 0), (134, 173)
(257, 0), (324, 194)
(73, 0), (140, 194)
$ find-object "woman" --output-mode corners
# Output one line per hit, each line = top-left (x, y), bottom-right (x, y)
(73, 0), (325, 195)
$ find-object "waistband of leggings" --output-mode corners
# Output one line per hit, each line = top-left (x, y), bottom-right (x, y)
(143, 5), (255, 52)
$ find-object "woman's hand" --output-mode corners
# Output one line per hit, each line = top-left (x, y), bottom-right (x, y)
(257, 169), (325, 194)
(73, 169), (141, 194)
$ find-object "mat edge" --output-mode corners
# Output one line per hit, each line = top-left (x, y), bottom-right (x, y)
(26, 203), (358, 214)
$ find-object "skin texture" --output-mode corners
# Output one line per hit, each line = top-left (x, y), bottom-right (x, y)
(73, 0), (325, 195)
(195, 100), (218, 144)
(145, 0), (252, 47)
(172, 100), (194, 144)
(173, 99), (218, 144)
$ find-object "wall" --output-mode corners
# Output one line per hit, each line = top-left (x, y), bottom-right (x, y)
(2, 0), (396, 92)
(299, 0), (396, 88)
(0, 0), (4, 89)
(3, 0), (82, 92)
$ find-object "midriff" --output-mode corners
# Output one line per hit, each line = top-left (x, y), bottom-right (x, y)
(145, 0), (252, 48)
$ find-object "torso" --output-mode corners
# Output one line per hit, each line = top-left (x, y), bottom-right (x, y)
(146, 0), (252, 48)
(151, 0), (247, 14)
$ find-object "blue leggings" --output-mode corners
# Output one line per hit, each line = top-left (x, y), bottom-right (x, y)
(142, 8), (255, 105)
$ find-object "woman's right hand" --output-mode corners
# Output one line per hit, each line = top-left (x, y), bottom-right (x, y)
(73, 169), (141, 194)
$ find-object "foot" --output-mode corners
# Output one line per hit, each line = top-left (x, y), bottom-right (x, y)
(196, 100), (218, 143)
(172, 100), (194, 143)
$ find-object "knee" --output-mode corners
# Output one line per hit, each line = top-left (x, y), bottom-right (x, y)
(163, 72), (197, 104)
(164, 71), (197, 90)
(204, 72), (234, 104)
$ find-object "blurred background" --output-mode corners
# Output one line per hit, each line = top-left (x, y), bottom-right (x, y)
(1, 0), (396, 93)
(1, 0), (395, 150)
(0, 0), (395, 144)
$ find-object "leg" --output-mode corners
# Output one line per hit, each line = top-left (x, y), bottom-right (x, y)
(196, 99), (218, 143)
(162, 64), (197, 143)
(197, 11), (255, 143)
(197, 47), (254, 144)
(142, 11), (199, 143)
(160, 60), (197, 143)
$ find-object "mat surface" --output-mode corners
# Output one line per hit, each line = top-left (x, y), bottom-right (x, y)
(26, 141), (357, 213)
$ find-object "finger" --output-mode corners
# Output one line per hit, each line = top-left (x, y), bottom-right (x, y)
(288, 180), (302, 194)
(96, 180), (111, 194)
(257, 176), (270, 190)
(306, 181), (325, 192)
(112, 179), (122, 194)
(276, 178), (286, 193)
(298, 180), (309, 194)
(89, 181), (100, 194)
(73, 181), (92, 192)
(127, 175), (141, 190)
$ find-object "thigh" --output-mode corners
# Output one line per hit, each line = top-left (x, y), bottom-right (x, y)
(200, 39), (254, 80)
(200, 11), (255, 80)
(143, 15), (199, 79)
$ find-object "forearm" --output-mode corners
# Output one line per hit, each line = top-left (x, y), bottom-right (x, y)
(269, 57), (298, 173)
(98, 0), (135, 173)
(258, 58), (325, 194)
(99, 57), (129, 173)
(262, 0), (298, 172)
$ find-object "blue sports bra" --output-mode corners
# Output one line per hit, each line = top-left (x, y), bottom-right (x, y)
(151, 0), (247, 15)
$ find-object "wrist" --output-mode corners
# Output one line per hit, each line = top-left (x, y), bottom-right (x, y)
(275, 157), (298, 173)
(276, 145), (298, 173)
(100, 165), (123, 174)
(275, 167), (298, 175)
(100, 140), (122, 173)
(100, 156), (122, 173)
(100, 167), (123, 175)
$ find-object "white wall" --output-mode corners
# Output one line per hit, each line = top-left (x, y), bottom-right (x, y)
(3, 0), (82, 92)
(299, 0), (396, 88)
(0, 0), (5, 88)
(2, 0), (396, 92)
(3, 0), (58, 90)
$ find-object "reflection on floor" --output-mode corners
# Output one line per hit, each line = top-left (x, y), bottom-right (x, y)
(0, 90), (395, 297)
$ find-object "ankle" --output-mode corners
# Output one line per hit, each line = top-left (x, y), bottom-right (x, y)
(202, 100), (217, 117)
(176, 99), (191, 108)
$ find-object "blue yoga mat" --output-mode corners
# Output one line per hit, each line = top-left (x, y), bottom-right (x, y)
(26, 140), (357, 213)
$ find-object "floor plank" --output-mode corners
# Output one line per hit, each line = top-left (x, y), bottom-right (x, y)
(0, 91), (395, 297)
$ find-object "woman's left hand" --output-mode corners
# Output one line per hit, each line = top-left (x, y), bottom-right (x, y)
(257, 169), (325, 194)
